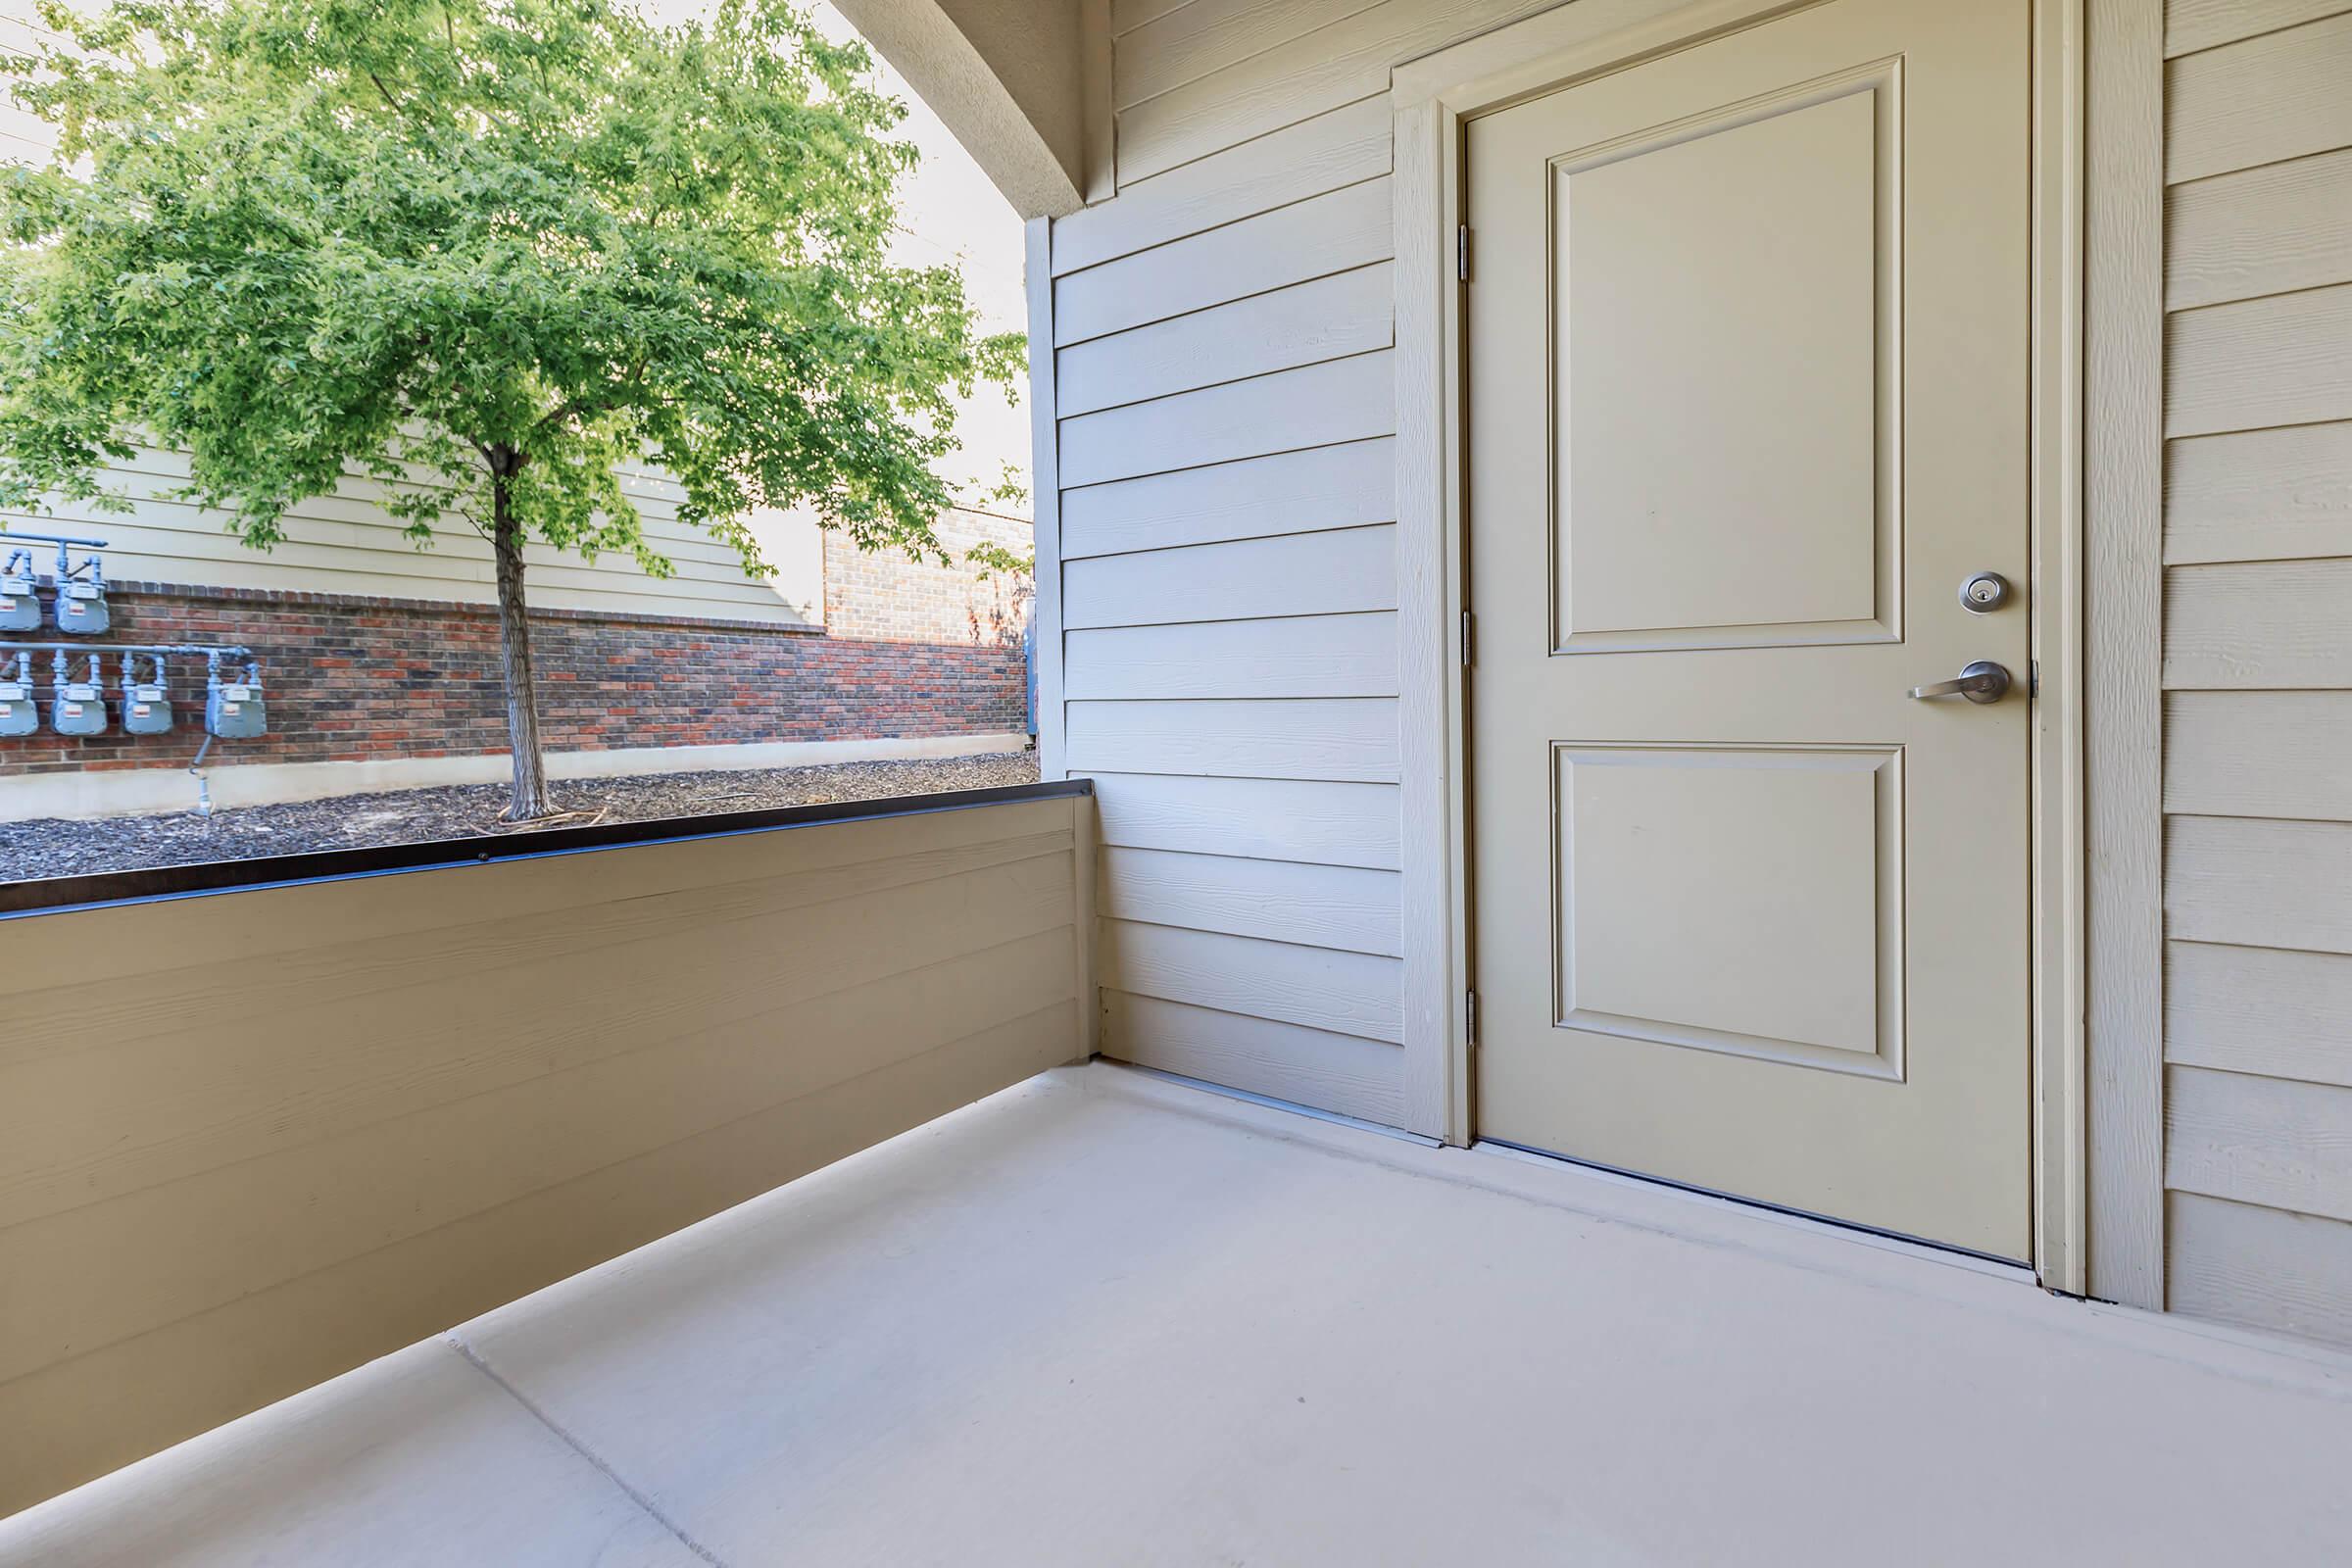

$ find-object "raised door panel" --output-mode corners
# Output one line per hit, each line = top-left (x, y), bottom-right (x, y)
(1557, 79), (1894, 650)
(1556, 745), (1899, 1076)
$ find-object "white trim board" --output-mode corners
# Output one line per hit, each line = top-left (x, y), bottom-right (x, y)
(0, 732), (1035, 822)
(1388, 0), (2093, 1293)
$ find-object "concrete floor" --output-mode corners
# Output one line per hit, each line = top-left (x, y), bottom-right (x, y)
(6, 1062), (2351, 1566)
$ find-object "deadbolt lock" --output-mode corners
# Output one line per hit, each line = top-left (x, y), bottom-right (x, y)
(1959, 570), (2012, 613)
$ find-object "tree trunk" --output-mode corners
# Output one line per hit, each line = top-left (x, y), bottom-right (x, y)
(489, 458), (555, 821)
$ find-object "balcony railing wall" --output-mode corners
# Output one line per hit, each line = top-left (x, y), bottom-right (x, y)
(0, 782), (1093, 1512)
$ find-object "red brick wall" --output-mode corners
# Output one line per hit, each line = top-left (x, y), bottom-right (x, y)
(0, 511), (1031, 779)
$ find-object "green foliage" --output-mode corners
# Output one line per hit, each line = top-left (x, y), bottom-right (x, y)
(0, 0), (1026, 576)
(961, 538), (1031, 583)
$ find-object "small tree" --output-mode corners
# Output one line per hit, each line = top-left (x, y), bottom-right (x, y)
(0, 0), (1021, 819)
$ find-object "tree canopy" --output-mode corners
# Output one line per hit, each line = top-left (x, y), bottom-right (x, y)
(0, 0), (1025, 814)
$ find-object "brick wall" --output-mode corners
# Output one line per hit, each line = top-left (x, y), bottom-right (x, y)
(0, 509), (1032, 779)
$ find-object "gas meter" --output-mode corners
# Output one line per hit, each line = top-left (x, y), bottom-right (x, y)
(0, 652), (34, 737)
(205, 655), (267, 738)
(56, 570), (108, 635)
(51, 653), (109, 737)
(122, 652), (174, 736)
(0, 551), (36, 632)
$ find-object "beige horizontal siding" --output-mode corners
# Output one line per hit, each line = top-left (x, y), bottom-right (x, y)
(2159, 0), (2352, 1346)
(1048, 0), (1592, 1119)
(1061, 612), (1399, 700)
(1063, 524), (1398, 628)
(1053, 175), (1394, 346)
(2168, 1190), (2352, 1344)
(1091, 772), (1402, 869)
(1055, 263), (1395, 416)
(1101, 917), (1404, 1042)
(1111, 0), (1556, 184)
(2164, 146), (2352, 310)
(2167, 939), (2352, 1088)
(0, 795), (1088, 1512)
(2163, 421), (2352, 564)
(1101, 989), (1404, 1124)
(2166, 0), (2351, 54)
(1066, 697), (1401, 781)
(2165, 9), (2352, 181)
(1060, 438), (1396, 560)
(4, 446), (825, 626)
(1098, 845), (1403, 956)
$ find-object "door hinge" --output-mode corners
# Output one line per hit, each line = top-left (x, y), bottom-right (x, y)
(1459, 609), (1474, 666)
(2030, 659), (2040, 698)
(1457, 224), (1471, 281)
(1464, 989), (1479, 1049)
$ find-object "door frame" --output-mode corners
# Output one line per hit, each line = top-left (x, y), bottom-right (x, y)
(1388, 0), (2096, 1291)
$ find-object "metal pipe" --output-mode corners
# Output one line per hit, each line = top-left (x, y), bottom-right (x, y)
(0, 530), (109, 579)
(0, 530), (108, 547)
(25, 641), (253, 661)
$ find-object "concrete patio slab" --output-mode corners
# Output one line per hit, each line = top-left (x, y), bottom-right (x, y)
(8, 1062), (2350, 1565)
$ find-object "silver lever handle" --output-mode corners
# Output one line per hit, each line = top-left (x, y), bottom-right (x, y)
(1909, 661), (2012, 704)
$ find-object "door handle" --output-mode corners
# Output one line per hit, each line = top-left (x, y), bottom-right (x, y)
(1908, 661), (2012, 704)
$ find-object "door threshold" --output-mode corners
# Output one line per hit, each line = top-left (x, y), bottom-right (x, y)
(1474, 1138), (2037, 1287)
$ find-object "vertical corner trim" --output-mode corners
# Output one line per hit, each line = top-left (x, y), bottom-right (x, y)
(2081, 0), (2167, 1310)
(1023, 218), (1070, 785)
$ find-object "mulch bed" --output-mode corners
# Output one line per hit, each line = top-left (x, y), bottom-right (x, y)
(1, 750), (1042, 883)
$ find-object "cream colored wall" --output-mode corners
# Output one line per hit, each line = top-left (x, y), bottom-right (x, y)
(1034, 0), (1594, 1127)
(2155, 0), (2352, 1348)
(0, 792), (1090, 1514)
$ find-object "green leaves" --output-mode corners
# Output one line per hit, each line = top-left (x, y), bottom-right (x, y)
(0, 0), (1022, 575)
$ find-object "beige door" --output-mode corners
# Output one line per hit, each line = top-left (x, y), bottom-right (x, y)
(1467, 0), (2031, 1257)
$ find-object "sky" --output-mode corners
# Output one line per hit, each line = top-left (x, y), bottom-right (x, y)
(0, 0), (1035, 515)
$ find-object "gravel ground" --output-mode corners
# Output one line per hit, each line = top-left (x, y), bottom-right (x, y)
(2, 751), (1042, 883)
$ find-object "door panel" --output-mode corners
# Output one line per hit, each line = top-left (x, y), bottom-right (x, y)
(1555, 744), (1900, 1076)
(1558, 75), (1891, 649)
(1468, 0), (2031, 1257)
